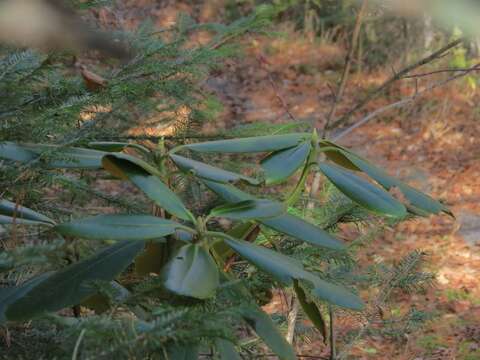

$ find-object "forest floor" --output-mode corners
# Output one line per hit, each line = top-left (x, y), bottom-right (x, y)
(94, 2), (480, 359)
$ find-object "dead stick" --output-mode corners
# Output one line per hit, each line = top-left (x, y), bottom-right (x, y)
(332, 61), (480, 141)
(322, 0), (368, 138)
(329, 306), (336, 360)
(286, 298), (300, 344)
(255, 51), (297, 122)
(403, 65), (480, 78)
(327, 38), (463, 131)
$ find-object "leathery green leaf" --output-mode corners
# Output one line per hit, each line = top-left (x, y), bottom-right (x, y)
(88, 142), (129, 152)
(0, 215), (52, 226)
(6, 240), (144, 321)
(102, 152), (161, 178)
(333, 147), (452, 216)
(238, 305), (297, 360)
(102, 154), (194, 222)
(213, 222), (259, 263)
(88, 141), (150, 154)
(216, 339), (241, 360)
(179, 133), (310, 153)
(0, 199), (55, 226)
(202, 179), (254, 203)
(170, 154), (259, 185)
(161, 244), (219, 299)
(218, 270), (295, 359)
(320, 141), (451, 216)
(202, 180), (345, 250)
(209, 199), (285, 220)
(261, 142), (311, 185)
(0, 142), (36, 163)
(45, 147), (106, 168)
(318, 140), (360, 171)
(0, 272), (52, 324)
(166, 344), (199, 360)
(293, 280), (327, 342)
(55, 215), (186, 241)
(0, 142), (106, 169)
(261, 214), (345, 250)
(224, 237), (364, 310)
(319, 162), (407, 218)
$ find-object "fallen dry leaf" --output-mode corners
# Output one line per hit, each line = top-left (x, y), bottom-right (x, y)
(79, 65), (107, 91)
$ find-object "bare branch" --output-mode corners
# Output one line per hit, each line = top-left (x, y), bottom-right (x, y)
(332, 98), (411, 141)
(322, 0), (369, 138)
(333, 61), (480, 141)
(327, 38), (463, 131)
(403, 65), (480, 78)
(286, 298), (300, 344)
(254, 51), (297, 122)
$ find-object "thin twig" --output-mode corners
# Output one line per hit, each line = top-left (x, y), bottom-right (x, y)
(333, 61), (480, 141)
(329, 306), (336, 360)
(327, 38), (463, 131)
(403, 65), (480, 78)
(332, 98), (411, 141)
(322, 0), (368, 138)
(286, 297), (300, 344)
(0, 326), (11, 349)
(255, 51), (297, 122)
(71, 329), (86, 360)
(210, 32), (243, 51)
